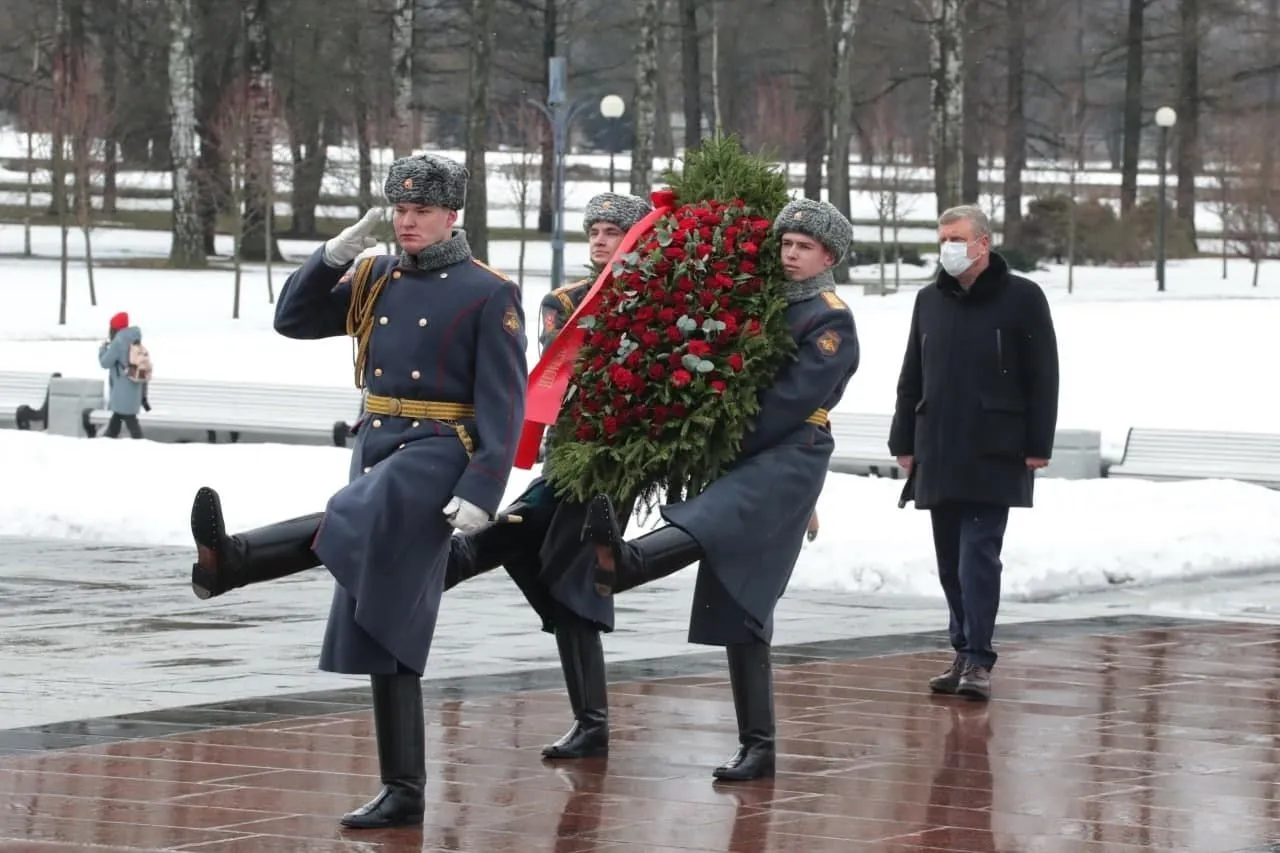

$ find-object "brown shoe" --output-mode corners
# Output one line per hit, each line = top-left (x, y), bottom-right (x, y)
(928, 654), (965, 694)
(957, 664), (991, 701)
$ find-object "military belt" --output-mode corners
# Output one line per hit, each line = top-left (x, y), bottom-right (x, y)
(806, 408), (830, 427)
(364, 395), (475, 421)
(363, 395), (477, 458)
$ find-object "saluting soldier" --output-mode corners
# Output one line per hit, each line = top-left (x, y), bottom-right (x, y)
(185, 152), (527, 830)
(582, 198), (860, 783)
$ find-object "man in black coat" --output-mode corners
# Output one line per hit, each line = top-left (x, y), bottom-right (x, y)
(889, 204), (1059, 702)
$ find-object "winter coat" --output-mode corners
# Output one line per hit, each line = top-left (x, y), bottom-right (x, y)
(98, 327), (146, 416)
(888, 252), (1060, 509)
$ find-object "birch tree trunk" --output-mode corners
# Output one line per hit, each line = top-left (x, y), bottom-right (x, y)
(169, 0), (206, 267)
(100, 0), (119, 214)
(630, 0), (663, 196)
(927, 0), (964, 213)
(241, 0), (281, 262)
(1002, 0), (1026, 242)
(824, 0), (861, 282)
(53, 0), (70, 325)
(390, 0), (415, 157)
(464, 0), (496, 261)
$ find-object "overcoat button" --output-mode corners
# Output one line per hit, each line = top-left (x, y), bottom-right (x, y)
(379, 316), (388, 325)
(374, 368), (383, 377)
(372, 419), (382, 428)
(411, 370), (421, 380)
(418, 318), (427, 327)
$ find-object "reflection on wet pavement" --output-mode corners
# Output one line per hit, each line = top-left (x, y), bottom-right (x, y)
(4, 621), (1280, 851)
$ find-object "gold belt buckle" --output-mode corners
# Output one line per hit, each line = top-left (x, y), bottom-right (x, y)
(387, 398), (402, 416)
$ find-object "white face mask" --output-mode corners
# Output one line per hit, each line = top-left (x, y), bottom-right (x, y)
(939, 241), (974, 276)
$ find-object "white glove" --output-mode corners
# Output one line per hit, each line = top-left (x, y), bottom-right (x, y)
(322, 207), (384, 267)
(443, 496), (490, 534)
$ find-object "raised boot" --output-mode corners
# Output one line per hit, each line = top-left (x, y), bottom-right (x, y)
(928, 653), (965, 695)
(443, 500), (542, 591)
(583, 494), (702, 597)
(713, 641), (776, 782)
(340, 673), (426, 829)
(542, 620), (609, 759)
(190, 486), (322, 600)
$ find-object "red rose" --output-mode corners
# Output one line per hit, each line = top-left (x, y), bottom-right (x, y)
(652, 189), (678, 208)
(626, 351), (642, 368)
(696, 244), (713, 259)
(653, 406), (670, 423)
(602, 416), (620, 436)
(710, 272), (734, 290)
(711, 260), (730, 272)
(641, 330), (662, 348)
(724, 238), (736, 255)
(666, 326), (683, 343)
(710, 380), (727, 394)
(648, 363), (666, 380)
(687, 340), (712, 357)
(667, 352), (683, 367)
(673, 403), (689, 417)
(741, 242), (759, 256)
(657, 307), (677, 323)
(745, 319), (762, 336)
(576, 424), (597, 441)
(678, 216), (699, 231)
(699, 226), (713, 240)
(676, 277), (696, 293)
(698, 290), (717, 309)
(671, 369), (693, 388)
(664, 246), (686, 260)
(590, 356), (606, 371)
(724, 226), (739, 240)
(727, 353), (744, 372)
(740, 260), (757, 274)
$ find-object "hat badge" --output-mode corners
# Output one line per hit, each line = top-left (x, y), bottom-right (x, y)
(793, 211), (805, 220)
(403, 178), (413, 189)
(601, 201), (612, 209)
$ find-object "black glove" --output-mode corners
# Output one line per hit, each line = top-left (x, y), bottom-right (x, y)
(142, 396), (151, 412)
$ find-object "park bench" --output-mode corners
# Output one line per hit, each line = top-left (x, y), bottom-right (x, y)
(82, 378), (364, 447)
(828, 412), (904, 478)
(1107, 427), (1280, 489)
(0, 371), (58, 430)
(826, 413), (1104, 480)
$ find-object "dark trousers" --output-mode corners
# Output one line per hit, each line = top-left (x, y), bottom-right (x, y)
(929, 501), (1009, 670)
(104, 413), (143, 439)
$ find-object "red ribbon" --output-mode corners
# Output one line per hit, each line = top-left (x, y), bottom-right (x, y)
(515, 205), (673, 468)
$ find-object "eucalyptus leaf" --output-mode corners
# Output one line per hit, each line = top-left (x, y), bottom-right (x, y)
(695, 360), (715, 373)
(681, 354), (701, 371)
(579, 316), (597, 330)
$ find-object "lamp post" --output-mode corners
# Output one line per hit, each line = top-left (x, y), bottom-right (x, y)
(1154, 105), (1177, 293)
(528, 57), (594, 292)
(599, 94), (625, 193)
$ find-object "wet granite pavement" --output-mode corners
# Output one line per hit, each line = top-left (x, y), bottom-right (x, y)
(6, 538), (1280, 850)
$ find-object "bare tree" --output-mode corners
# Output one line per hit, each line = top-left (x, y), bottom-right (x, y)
(169, 0), (206, 268)
(1118, 0), (1144, 216)
(1002, 0), (1025, 243)
(870, 97), (917, 294)
(390, 0), (415, 157)
(824, 0), (861, 282)
(464, 0), (496, 261)
(501, 104), (542, 284)
(1174, 0), (1200, 246)
(240, 0), (282, 264)
(52, 0), (72, 326)
(65, 50), (111, 307)
(212, 82), (252, 319)
(630, 0), (662, 196)
(923, 0), (964, 212)
(678, 0), (702, 150)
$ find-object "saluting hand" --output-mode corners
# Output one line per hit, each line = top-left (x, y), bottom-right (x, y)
(322, 207), (384, 267)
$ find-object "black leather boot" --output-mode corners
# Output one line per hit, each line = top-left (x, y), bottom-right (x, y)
(190, 486), (322, 600)
(713, 641), (776, 782)
(583, 494), (702, 596)
(340, 673), (426, 829)
(444, 500), (540, 591)
(542, 620), (609, 759)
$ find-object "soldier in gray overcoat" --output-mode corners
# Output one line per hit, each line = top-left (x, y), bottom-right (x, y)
(185, 153), (527, 830)
(582, 198), (861, 783)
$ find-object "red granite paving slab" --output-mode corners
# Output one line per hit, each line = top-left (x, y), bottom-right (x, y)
(8, 625), (1280, 852)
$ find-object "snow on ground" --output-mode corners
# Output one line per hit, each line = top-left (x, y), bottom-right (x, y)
(4, 428), (1280, 602)
(0, 226), (1278, 599)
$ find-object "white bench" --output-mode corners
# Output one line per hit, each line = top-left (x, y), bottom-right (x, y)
(1107, 428), (1280, 489)
(83, 379), (364, 446)
(0, 371), (57, 430)
(828, 412), (904, 479)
